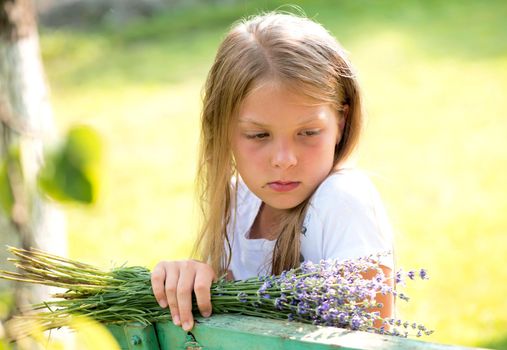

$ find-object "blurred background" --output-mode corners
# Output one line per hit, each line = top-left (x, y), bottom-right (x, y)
(6, 0), (507, 348)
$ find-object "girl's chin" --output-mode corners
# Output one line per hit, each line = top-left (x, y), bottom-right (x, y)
(261, 198), (305, 211)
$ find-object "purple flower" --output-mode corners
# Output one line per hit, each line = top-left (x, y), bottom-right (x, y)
(398, 293), (410, 301)
(395, 269), (404, 284)
(380, 284), (392, 295)
(297, 303), (309, 315)
(236, 292), (247, 303)
(258, 280), (272, 293)
(7, 247), (433, 340)
(316, 302), (330, 315)
(257, 280), (274, 299)
(213, 254), (430, 338)
(350, 315), (362, 330)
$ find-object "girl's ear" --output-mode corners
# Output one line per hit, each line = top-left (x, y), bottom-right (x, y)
(339, 104), (349, 133)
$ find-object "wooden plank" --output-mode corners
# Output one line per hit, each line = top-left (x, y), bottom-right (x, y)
(155, 315), (490, 350)
(107, 323), (161, 350)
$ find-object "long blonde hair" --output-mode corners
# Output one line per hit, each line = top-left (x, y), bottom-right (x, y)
(192, 12), (363, 276)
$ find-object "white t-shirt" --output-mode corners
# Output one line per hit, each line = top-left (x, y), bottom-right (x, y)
(227, 169), (394, 280)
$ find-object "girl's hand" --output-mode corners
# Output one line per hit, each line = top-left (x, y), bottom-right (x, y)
(151, 260), (216, 332)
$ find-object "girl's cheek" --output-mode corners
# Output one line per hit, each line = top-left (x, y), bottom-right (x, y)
(301, 136), (329, 149)
(301, 138), (336, 160)
(236, 140), (267, 161)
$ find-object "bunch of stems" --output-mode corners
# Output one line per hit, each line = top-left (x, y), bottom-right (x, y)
(0, 246), (432, 338)
(1, 246), (169, 330)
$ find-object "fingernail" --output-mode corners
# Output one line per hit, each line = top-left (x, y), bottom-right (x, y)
(202, 311), (211, 318)
(159, 300), (167, 308)
(183, 322), (192, 331)
(173, 315), (180, 326)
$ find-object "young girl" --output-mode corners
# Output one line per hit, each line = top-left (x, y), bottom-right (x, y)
(151, 11), (394, 332)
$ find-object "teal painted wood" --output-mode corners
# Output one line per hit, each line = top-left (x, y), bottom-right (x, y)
(108, 315), (491, 350)
(154, 315), (490, 350)
(107, 323), (160, 350)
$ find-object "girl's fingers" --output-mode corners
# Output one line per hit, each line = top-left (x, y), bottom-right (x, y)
(151, 260), (214, 331)
(177, 262), (197, 331)
(151, 263), (168, 308)
(163, 263), (181, 326)
(194, 265), (215, 318)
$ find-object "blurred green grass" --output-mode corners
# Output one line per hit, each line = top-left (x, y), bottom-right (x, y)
(39, 0), (507, 348)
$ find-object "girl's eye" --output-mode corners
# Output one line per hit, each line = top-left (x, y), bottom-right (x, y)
(245, 132), (270, 140)
(299, 129), (320, 137)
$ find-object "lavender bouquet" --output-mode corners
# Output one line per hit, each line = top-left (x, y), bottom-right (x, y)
(0, 246), (432, 338)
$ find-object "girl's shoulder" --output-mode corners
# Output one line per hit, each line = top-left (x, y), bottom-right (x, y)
(311, 168), (380, 207)
(302, 168), (394, 267)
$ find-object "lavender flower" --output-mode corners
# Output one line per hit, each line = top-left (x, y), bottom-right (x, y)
(350, 315), (362, 330)
(1, 247), (433, 339)
(395, 269), (404, 284)
(237, 292), (248, 303)
(209, 252), (433, 338)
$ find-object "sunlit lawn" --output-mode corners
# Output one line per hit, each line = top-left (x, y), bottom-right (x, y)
(40, 0), (507, 348)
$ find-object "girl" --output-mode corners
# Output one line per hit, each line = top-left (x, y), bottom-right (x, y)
(151, 11), (394, 332)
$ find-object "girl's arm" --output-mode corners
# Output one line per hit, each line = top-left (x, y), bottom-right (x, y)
(308, 171), (395, 328)
(361, 264), (394, 328)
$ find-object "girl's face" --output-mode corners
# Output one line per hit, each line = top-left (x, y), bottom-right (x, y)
(231, 81), (344, 211)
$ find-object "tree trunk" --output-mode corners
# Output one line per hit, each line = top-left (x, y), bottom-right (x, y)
(0, 0), (66, 312)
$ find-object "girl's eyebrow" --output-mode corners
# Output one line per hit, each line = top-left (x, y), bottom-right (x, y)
(237, 116), (325, 126)
(237, 118), (266, 126)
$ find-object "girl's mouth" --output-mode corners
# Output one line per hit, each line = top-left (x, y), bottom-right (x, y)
(267, 181), (300, 192)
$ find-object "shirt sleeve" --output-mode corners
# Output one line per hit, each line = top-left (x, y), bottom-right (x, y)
(308, 172), (394, 268)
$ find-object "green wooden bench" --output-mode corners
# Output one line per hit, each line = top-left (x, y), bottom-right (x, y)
(107, 315), (487, 350)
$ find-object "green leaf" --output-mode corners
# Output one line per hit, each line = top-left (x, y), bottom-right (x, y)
(65, 125), (102, 170)
(38, 125), (103, 205)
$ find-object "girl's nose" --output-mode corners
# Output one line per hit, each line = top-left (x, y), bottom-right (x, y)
(271, 140), (297, 169)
